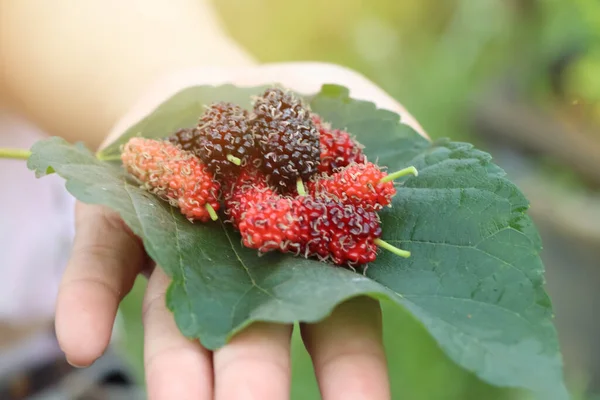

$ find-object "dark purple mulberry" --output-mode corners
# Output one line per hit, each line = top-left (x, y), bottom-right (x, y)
(250, 88), (320, 191)
(169, 102), (255, 176)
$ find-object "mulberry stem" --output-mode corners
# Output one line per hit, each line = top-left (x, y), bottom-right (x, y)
(205, 204), (219, 221)
(380, 166), (418, 183)
(0, 148), (31, 160)
(96, 153), (123, 162)
(226, 154), (242, 166)
(374, 238), (411, 258)
(296, 178), (306, 196)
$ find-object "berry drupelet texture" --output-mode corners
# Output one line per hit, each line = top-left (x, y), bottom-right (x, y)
(222, 168), (275, 226)
(251, 88), (321, 190)
(226, 167), (304, 254)
(234, 193), (382, 266)
(121, 137), (220, 222)
(169, 102), (255, 176)
(309, 161), (396, 211)
(168, 127), (196, 153)
(253, 87), (307, 120)
(295, 197), (382, 265)
(312, 115), (365, 173)
(238, 196), (301, 253)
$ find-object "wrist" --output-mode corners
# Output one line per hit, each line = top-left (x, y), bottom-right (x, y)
(2, 0), (256, 151)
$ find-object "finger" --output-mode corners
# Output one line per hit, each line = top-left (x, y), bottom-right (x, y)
(213, 322), (293, 400)
(301, 297), (389, 400)
(143, 267), (213, 400)
(55, 202), (144, 367)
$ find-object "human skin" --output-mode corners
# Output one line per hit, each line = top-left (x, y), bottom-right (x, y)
(1, 1), (428, 399)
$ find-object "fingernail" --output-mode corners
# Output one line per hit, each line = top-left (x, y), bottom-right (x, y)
(66, 358), (88, 368)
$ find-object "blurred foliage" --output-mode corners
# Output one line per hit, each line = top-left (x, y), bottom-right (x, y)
(544, 0), (600, 127)
(115, 0), (599, 398)
(215, 0), (598, 142)
(563, 48), (600, 126)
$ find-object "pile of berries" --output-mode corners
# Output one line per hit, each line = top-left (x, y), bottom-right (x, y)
(120, 87), (417, 266)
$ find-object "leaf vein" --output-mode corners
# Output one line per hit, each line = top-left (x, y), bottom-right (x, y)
(221, 224), (279, 301)
(169, 207), (196, 329)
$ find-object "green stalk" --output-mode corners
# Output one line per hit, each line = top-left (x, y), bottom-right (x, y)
(296, 178), (306, 196)
(205, 204), (219, 221)
(380, 166), (418, 183)
(226, 154), (242, 166)
(374, 238), (411, 258)
(0, 148), (31, 160)
(96, 153), (123, 162)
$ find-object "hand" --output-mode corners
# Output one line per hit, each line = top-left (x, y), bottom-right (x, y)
(55, 62), (428, 400)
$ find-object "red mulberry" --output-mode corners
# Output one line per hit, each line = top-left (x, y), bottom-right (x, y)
(238, 196), (301, 253)
(309, 162), (396, 211)
(121, 137), (220, 222)
(223, 168), (274, 226)
(294, 197), (382, 265)
(312, 115), (365, 173)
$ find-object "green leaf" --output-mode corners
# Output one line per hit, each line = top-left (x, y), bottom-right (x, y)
(28, 84), (567, 399)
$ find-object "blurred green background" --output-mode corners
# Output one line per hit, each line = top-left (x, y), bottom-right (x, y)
(118, 0), (600, 399)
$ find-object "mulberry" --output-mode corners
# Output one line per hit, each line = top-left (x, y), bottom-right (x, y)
(312, 115), (365, 173)
(294, 197), (382, 265)
(309, 162), (396, 211)
(251, 88), (320, 191)
(169, 102), (255, 176)
(238, 196), (301, 253)
(223, 168), (274, 226)
(121, 137), (220, 222)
